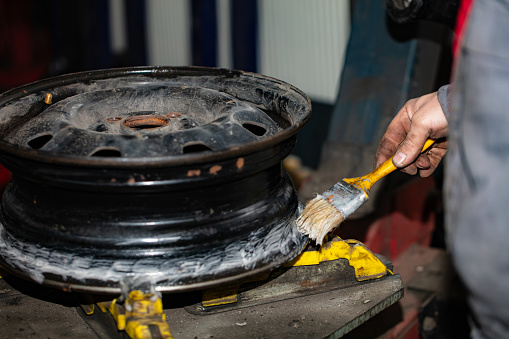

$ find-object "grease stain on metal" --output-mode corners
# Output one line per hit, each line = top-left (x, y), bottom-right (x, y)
(0, 213), (306, 292)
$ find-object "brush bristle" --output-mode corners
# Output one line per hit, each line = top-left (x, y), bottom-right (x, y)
(296, 195), (345, 245)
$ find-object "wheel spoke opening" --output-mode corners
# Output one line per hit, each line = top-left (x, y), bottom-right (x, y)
(27, 134), (53, 150)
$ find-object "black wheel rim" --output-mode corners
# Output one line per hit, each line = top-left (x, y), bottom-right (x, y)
(0, 66), (311, 293)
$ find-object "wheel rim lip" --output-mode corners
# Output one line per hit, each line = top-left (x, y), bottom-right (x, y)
(0, 66), (312, 168)
(0, 234), (307, 295)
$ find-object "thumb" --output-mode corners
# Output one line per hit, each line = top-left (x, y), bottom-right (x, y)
(392, 132), (429, 168)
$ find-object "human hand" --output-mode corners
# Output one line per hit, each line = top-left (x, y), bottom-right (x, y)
(374, 91), (449, 177)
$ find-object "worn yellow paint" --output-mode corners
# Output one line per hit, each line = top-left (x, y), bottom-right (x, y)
(201, 270), (271, 307)
(96, 300), (126, 329)
(201, 284), (240, 307)
(79, 304), (95, 316)
(124, 290), (173, 339)
(97, 290), (172, 338)
(286, 236), (388, 281)
(109, 299), (126, 331)
(96, 301), (109, 313)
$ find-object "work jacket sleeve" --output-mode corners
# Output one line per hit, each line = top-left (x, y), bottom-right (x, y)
(437, 83), (453, 119)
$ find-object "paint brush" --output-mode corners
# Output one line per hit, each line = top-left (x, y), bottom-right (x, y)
(297, 139), (435, 245)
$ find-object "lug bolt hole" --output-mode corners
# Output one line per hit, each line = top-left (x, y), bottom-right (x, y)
(242, 122), (267, 136)
(27, 134), (53, 149)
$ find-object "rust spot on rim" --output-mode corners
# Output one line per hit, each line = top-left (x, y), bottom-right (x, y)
(166, 112), (182, 118)
(299, 280), (313, 288)
(209, 165), (222, 175)
(122, 115), (169, 129)
(187, 169), (201, 177)
(236, 158), (245, 169)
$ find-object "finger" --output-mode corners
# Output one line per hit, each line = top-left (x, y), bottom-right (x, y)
(416, 153), (431, 170)
(418, 144), (448, 177)
(418, 166), (437, 178)
(401, 163), (418, 175)
(427, 147), (447, 170)
(393, 129), (430, 168)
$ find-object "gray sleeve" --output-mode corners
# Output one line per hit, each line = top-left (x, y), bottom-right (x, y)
(437, 84), (453, 119)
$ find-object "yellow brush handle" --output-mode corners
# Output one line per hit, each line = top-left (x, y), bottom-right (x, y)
(344, 139), (435, 192)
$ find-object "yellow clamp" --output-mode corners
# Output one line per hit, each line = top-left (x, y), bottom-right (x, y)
(96, 299), (127, 331)
(286, 236), (388, 281)
(201, 270), (271, 308)
(96, 290), (172, 339)
(201, 236), (388, 308)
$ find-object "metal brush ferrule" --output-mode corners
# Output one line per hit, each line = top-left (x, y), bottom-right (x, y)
(323, 181), (368, 219)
